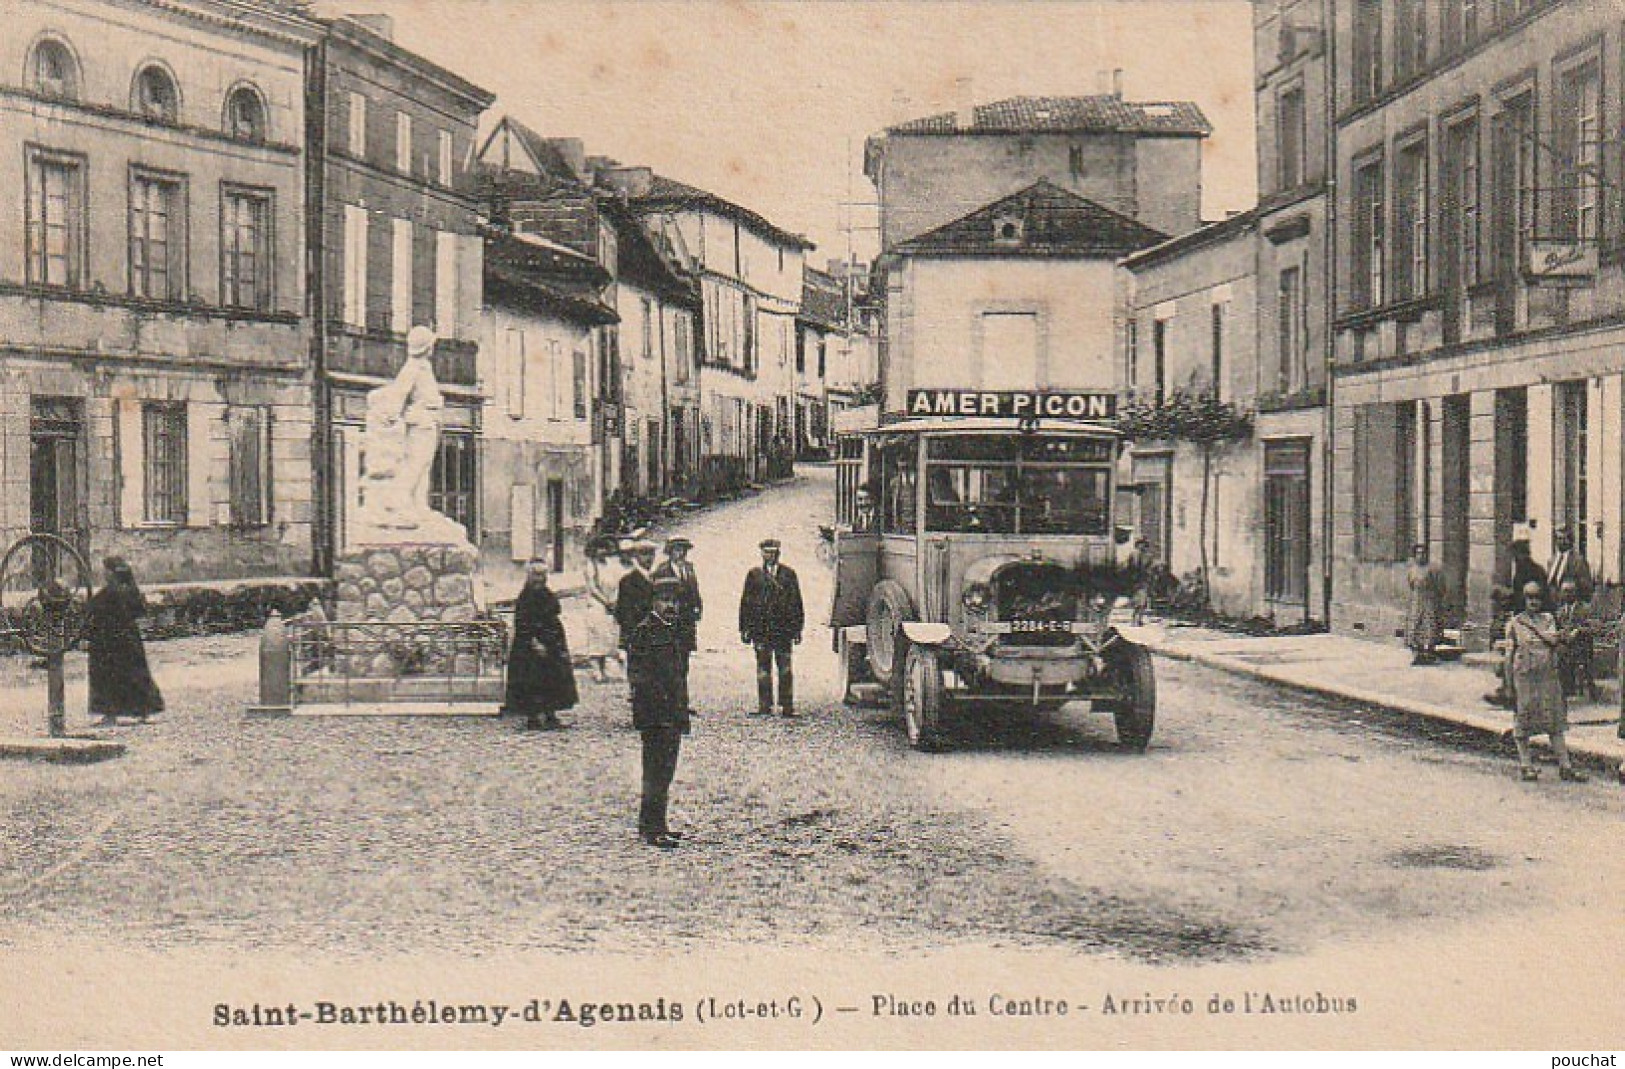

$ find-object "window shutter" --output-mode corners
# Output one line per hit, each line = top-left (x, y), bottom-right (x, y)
(435, 230), (457, 337)
(343, 205), (367, 328)
(391, 219), (413, 334)
(187, 403), (216, 527)
(117, 397), (144, 527)
(509, 484), (534, 562)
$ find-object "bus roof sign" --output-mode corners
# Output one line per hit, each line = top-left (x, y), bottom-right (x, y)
(906, 389), (1117, 421)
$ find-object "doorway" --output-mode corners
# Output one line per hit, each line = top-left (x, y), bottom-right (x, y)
(29, 397), (87, 586)
(1263, 439), (1312, 619)
(545, 479), (565, 574)
(1441, 395), (1471, 623)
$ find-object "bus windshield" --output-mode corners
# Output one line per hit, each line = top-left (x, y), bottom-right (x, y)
(924, 433), (1112, 535)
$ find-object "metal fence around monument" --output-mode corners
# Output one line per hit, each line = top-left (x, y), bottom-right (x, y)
(286, 619), (509, 707)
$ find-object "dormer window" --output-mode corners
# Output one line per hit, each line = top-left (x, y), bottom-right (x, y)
(225, 85), (266, 142)
(133, 64), (179, 123)
(30, 38), (78, 101)
(993, 213), (1025, 245)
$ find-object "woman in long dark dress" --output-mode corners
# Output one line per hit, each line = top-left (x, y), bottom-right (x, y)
(504, 559), (579, 730)
(86, 557), (164, 724)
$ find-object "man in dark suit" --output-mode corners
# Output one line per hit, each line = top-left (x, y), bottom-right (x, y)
(738, 538), (804, 717)
(627, 575), (691, 849)
(652, 536), (702, 716)
(614, 539), (658, 652)
(1546, 526), (1593, 602)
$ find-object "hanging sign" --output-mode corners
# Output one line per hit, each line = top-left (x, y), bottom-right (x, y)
(906, 389), (1117, 420)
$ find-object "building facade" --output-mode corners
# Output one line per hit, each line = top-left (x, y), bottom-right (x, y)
(864, 93), (1211, 251)
(1123, 213), (1262, 618)
(879, 181), (1166, 420)
(794, 266), (846, 459)
(1252, 0), (1333, 626)
(478, 231), (615, 586)
(1328, 0), (1623, 643)
(308, 14), (493, 569)
(623, 174), (813, 491)
(1, 0), (317, 587)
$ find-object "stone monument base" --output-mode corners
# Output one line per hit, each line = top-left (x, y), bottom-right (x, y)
(334, 542), (481, 624)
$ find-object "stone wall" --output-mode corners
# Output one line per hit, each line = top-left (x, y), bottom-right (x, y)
(334, 543), (480, 623)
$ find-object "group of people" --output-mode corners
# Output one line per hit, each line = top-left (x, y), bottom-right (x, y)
(502, 532), (805, 849)
(1406, 526), (1596, 784)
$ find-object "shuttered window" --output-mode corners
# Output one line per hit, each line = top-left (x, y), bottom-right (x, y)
(143, 402), (187, 525)
(229, 406), (271, 527)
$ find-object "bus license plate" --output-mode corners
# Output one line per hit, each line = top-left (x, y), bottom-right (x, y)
(1011, 620), (1072, 634)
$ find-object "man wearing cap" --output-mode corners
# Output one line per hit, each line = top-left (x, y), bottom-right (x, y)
(614, 539), (659, 654)
(627, 575), (691, 848)
(739, 538), (805, 717)
(652, 536), (702, 714)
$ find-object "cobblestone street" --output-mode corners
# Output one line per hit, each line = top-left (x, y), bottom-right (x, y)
(0, 468), (1619, 974)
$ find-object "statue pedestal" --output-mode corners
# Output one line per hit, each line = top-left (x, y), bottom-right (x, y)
(331, 542), (486, 679)
(334, 542), (481, 623)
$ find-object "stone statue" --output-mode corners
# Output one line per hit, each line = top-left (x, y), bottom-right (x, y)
(351, 325), (471, 548)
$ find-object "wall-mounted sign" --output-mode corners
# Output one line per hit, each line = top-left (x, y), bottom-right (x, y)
(1527, 241), (1598, 281)
(906, 389), (1117, 420)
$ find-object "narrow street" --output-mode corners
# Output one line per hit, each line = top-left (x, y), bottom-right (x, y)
(0, 466), (1619, 980)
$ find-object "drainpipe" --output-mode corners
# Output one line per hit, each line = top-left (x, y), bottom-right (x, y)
(307, 37), (333, 578)
(1319, 0), (1339, 628)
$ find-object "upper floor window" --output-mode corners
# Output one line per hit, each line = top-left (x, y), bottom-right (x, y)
(129, 168), (187, 302)
(1394, 139), (1429, 300)
(1393, 0), (1426, 83)
(396, 111), (412, 174)
(347, 91), (367, 158)
(1555, 60), (1600, 242)
(25, 146), (86, 289)
(437, 129), (453, 186)
(133, 64), (179, 123)
(1352, 0), (1382, 104)
(1353, 156), (1385, 308)
(225, 85), (267, 142)
(29, 37), (79, 101)
(1277, 86), (1306, 190)
(222, 186), (274, 311)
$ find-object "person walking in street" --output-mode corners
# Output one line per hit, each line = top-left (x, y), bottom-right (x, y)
(627, 575), (691, 849)
(86, 557), (164, 725)
(503, 559), (577, 731)
(614, 539), (658, 650)
(1486, 533), (1547, 707)
(579, 534), (625, 683)
(652, 536), (702, 717)
(739, 538), (804, 717)
(1506, 581), (1588, 784)
(1405, 542), (1445, 666)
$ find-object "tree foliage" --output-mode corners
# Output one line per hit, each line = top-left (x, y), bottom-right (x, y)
(1117, 387), (1254, 445)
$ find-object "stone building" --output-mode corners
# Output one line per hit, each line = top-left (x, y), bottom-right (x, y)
(879, 181), (1166, 419)
(621, 174), (814, 491)
(477, 230), (615, 585)
(864, 93), (1212, 252)
(1123, 213), (1261, 618)
(794, 266), (847, 459)
(307, 14), (493, 569)
(1249, 0), (1332, 627)
(0, 0), (318, 587)
(1328, 0), (1625, 643)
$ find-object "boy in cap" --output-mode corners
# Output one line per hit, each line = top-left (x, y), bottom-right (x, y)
(652, 536), (702, 716)
(738, 538), (805, 717)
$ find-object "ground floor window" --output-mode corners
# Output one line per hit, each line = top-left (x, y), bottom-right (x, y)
(142, 401), (188, 525)
(1353, 401), (1416, 562)
(430, 430), (477, 541)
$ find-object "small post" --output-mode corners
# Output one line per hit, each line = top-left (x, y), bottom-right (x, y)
(250, 610), (292, 715)
(46, 649), (65, 738)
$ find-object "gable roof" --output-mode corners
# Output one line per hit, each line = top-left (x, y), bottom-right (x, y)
(629, 174), (815, 251)
(798, 267), (846, 331)
(887, 95), (1211, 138)
(891, 180), (1168, 259)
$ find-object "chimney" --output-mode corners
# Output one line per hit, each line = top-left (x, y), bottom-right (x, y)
(545, 137), (588, 184)
(344, 14), (395, 41)
(599, 166), (654, 199)
(1111, 68), (1125, 99)
(1096, 69), (1112, 95)
(953, 76), (975, 130)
